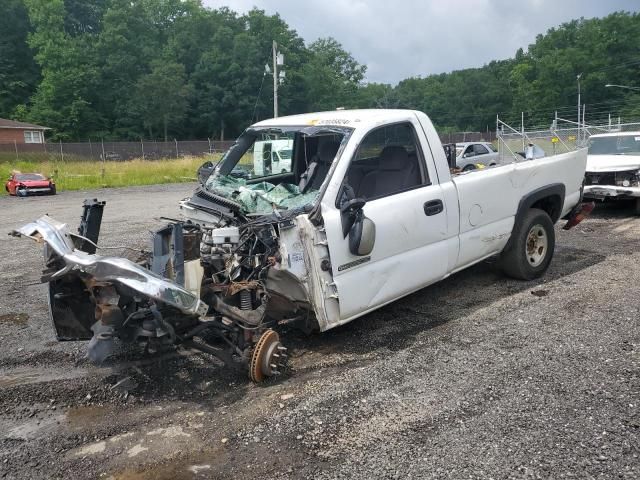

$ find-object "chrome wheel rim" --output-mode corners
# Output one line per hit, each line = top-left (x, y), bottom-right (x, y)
(526, 224), (548, 267)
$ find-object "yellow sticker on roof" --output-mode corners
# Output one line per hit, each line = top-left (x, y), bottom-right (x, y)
(316, 119), (351, 125)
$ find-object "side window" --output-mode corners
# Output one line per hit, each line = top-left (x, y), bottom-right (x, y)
(345, 122), (429, 200)
(474, 144), (489, 155)
(464, 146), (475, 157)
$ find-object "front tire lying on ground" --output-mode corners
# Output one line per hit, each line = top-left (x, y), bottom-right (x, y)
(501, 207), (555, 280)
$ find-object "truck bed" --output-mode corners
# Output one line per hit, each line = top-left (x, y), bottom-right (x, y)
(450, 149), (587, 271)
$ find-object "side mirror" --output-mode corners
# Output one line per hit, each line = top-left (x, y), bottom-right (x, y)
(339, 196), (375, 256)
(348, 215), (376, 256)
(197, 161), (214, 185)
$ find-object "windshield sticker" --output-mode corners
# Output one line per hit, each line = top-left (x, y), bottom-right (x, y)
(289, 252), (304, 266)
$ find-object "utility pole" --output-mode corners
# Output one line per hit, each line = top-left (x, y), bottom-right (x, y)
(270, 41), (285, 118)
(577, 73), (582, 143)
(272, 41), (279, 118)
(582, 104), (586, 143)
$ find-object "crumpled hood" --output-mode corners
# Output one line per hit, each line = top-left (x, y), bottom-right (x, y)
(586, 154), (640, 173)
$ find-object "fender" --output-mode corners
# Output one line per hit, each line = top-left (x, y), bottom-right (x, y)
(504, 183), (565, 252)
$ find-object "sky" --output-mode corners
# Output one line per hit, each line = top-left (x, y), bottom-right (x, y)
(201, 0), (639, 84)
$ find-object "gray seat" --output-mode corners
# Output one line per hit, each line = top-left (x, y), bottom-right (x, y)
(299, 140), (340, 192)
(356, 145), (420, 199)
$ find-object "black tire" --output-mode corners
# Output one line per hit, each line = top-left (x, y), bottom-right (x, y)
(501, 208), (555, 280)
(50, 185), (56, 195)
(462, 164), (476, 172)
(634, 198), (640, 215)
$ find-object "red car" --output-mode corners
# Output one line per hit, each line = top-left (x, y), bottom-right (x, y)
(5, 172), (56, 197)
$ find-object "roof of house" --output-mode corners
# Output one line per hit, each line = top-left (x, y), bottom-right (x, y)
(0, 118), (50, 130)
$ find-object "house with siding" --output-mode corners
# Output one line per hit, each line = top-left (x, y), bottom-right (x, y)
(0, 118), (49, 144)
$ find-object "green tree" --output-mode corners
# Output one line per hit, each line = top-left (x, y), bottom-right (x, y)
(24, 0), (102, 140)
(132, 59), (192, 140)
(12, 3), (640, 140)
(0, 0), (40, 119)
(302, 37), (366, 111)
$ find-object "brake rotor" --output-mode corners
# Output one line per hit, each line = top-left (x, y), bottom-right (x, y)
(249, 329), (287, 382)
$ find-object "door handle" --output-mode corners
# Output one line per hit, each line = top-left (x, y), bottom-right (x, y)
(423, 199), (444, 216)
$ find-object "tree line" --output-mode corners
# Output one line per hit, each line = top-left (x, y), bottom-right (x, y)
(1, 1), (639, 141)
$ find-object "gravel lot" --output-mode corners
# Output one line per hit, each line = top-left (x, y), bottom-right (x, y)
(0, 184), (638, 479)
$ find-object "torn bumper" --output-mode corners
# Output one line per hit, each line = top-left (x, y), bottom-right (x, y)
(13, 215), (208, 317)
(584, 185), (640, 199)
(562, 201), (595, 230)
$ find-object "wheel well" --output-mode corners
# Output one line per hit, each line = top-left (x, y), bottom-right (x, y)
(531, 195), (562, 223)
(503, 183), (565, 252)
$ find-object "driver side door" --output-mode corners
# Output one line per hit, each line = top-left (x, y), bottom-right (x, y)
(321, 121), (451, 322)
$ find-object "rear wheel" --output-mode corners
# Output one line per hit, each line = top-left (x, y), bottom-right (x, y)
(501, 208), (555, 280)
(634, 198), (640, 215)
(462, 164), (476, 172)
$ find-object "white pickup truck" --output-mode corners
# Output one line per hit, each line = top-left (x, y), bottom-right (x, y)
(583, 131), (640, 213)
(15, 109), (589, 382)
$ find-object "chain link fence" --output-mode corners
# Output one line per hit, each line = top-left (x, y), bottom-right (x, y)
(497, 114), (640, 163)
(439, 131), (496, 143)
(0, 132), (501, 164)
(0, 139), (235, 163)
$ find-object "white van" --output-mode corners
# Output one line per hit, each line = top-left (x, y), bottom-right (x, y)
(253, 139), (294, 176)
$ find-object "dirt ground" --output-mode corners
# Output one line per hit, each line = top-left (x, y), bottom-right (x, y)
(0, 184), (638, 480)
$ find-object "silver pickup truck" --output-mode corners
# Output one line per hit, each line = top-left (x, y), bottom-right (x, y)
(14, 109), (590, 381)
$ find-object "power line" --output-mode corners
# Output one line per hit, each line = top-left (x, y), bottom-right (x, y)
(251, 71), (267, 123)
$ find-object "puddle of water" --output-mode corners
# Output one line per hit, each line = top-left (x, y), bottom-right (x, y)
(66, 405), (110, 429)
(112, 450), (223, 480)
(0, 313), (29, 326)
(0, 367), (87, 388)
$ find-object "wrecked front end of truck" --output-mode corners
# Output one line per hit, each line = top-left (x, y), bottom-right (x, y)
(583, 134), (640, 211)
(12, 126), (349, 382)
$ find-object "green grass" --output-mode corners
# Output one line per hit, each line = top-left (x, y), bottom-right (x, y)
(1, 156), (220, 194)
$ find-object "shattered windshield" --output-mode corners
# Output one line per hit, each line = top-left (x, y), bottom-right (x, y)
(588, 135), (640, 155)
(206, 126), (351, 215)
